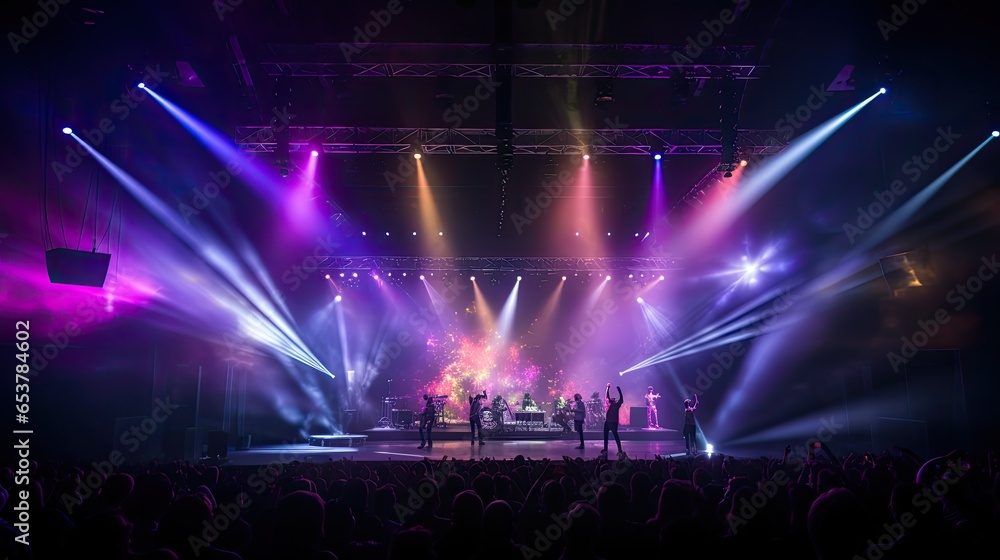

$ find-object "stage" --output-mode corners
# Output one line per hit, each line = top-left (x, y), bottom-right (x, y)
(221, 436), (695, 466)
(208, 420), (715, 465)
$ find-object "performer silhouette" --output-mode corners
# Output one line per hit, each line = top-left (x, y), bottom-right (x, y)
(645, 386), (661, 428)
(417, 394), (436, 450)
(682, 394), (699, 455)
(602, 384), (624, 458)
(468, 390), (487, 445)
(572, 393), (586, 449)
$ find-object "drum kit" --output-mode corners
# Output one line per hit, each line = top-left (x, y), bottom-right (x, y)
(377, 395), (449, 429)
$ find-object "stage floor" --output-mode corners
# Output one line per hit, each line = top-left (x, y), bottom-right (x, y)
(222, 437), (699, 465)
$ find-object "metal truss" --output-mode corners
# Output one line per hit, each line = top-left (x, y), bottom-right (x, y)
(316, 256), (684, 272)
(235, 126), (786, 156)
(261, 43), (761, 80)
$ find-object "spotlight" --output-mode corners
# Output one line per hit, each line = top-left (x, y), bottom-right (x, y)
(706, 443), (714, 454)
(740, 159), (748, 167)
(653, 153), (661, 160)
(387, 272), (392, 277)
(605, 275), (611, 281)
(561, 276), (567, 281)
(402, 272), (407, 276)
(311, 150), (319, 157)
(470, 276), (476, 282)
(324, 274), (330, 279)
(516, 276), (522, 281)
(575, 232), (580, 236)
(659, 275), (664, 280)
(628, 274), (633, 279)
(361, 231), (367, 236)
(373, 274), (379, 280)
(419, 274), (425, 280)
(385, 232), (390, 236)
(412, 231), (417, 236)
(637, 297), (644, 303)
(438, 231), (443, 236)
(879, 87), (886, 94)
(334, 295), (342, 302)
(993, 131), (999, 137)
(414, 153), (422, 160)
(137, 82), (146, 89)
(634, 233), (639, 237)
(61, 127), (72, 135)
(339, 273), (345, 277)
(583, 154), (590, 160)
(352, 272), (358, 278)
(607, 232), (611, 237)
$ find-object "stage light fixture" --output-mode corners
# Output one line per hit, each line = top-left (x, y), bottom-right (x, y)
(561, 276), (567, 281)
(373, 274), (380, 280)
(517, 276), (522, 281)
(470, 276), (476, 282)
(740, 159), (748, 167)
(605, 275), (611, 281)
(653, 153), (661, 160)
(628, 274), (633, 279)
(438, 231), (443, 236)
(361, 231), (366, 236)
(387, 272), (392, 277)
(879, 87), (886, 94)
(334, 295), (342, 302)
(62, 127), (72, 135)
(385, 231), (389, 236)
(583, 154), (590, 160)
(412, 231), (417, 236)
(311, 150), (319, 157)
(339, 273), (345, 277)
(637, 297), (644, 303)
(352, 272), (358, 278)
(595, 79), (614, 106)
(402, 272), (407, 276)
(607, 232), (611, 236)
(575, 232), (580, 236)
(414, 152), (422, 159)
(324, 274), (330, 279)
(419, 274), (426, 280)
(659, 275), (665, 280)
(634, 233), (639, 237)
(137, 82), (146, 89)
(993, 131), (999, 137)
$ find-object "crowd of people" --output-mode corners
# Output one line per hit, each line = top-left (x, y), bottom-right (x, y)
(2, 444), (998, 559)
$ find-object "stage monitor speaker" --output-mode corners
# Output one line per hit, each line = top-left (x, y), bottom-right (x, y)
(207, 430), (228, 458)
(392, 409), (413, 426)
(45, 248), (112, 287)
(630, 407), (649, 428)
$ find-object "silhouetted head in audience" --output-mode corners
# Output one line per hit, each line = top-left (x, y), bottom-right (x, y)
(472, 472), (495, 504)
(563, 503), (601, 556)
(597, 482), (628, 521)
(655, 480), (698, 523)
(451, 489), (484, 530)
(541, 479), (566, 513)
(99, 473), (134, 512)
(807, 487), (870, 560)
(389, 526), (437, 560)
(481, 500), (515, 544)
(156, 494), (214, 558)
(343, 477), (369, 513)
(273, 490), (326, 553)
